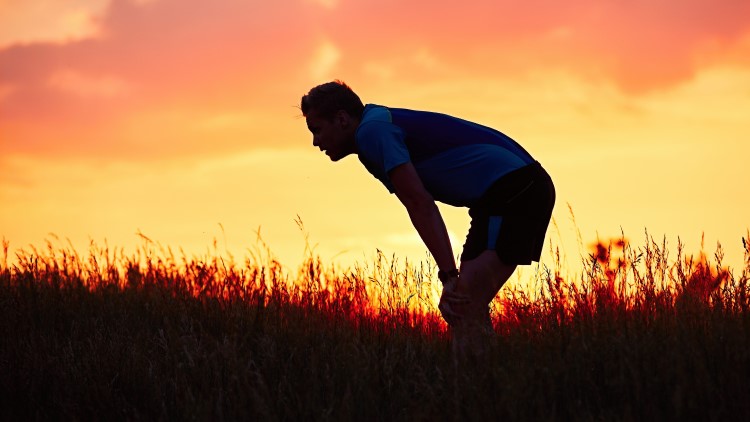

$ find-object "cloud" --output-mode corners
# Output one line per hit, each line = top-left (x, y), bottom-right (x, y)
(309, 41), (341, 80)
(48, 68), (131, 98)
(305, 0), (339, 10)
(0, 83), (14, 101)
(0, 0), (107, 47)
(1, 0), (749, 163)
(362, 61), (394, 81)
(320, 0), (750, 92)
(0, 0), (316, 103)
(0, 0), (318, 159)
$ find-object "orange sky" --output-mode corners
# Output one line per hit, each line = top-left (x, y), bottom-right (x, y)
(2, 0), (749, 275)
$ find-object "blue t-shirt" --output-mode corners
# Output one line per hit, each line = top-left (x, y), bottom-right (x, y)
(356, 104), (535, 207)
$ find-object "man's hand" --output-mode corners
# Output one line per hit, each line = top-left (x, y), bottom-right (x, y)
(438, 275), (470, 326)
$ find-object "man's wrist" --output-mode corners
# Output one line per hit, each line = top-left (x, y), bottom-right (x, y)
(438, 268), (459, 284)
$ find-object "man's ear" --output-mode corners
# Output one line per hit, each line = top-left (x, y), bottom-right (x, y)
(335, 109), (351, 128)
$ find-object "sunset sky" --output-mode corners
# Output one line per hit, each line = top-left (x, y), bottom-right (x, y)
(2, 0), (749, 275)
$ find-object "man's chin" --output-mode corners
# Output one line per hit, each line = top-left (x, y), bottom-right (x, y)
(328, 152), (345, 161)
(324, 149), (351, 162)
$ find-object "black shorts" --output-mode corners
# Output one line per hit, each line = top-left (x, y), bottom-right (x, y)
(461, 161), (556, 265)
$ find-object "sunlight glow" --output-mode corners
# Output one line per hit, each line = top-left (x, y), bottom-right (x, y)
(309, 41), (341, 81)
(307, 0), (340, 10)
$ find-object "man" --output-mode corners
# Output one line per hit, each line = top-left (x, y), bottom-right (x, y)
(300, 80), (555, 359)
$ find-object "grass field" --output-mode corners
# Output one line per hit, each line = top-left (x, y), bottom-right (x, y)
(2, 231), (750, 421)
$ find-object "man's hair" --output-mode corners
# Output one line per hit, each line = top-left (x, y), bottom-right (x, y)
(300, 80), (364, 120)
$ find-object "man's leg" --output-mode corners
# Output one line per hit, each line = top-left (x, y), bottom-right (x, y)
(451, 250), (517, 363)
(459, 250), (516, 308)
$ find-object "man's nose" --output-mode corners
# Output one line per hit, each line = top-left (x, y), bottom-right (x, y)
(312, 136), (320, 147)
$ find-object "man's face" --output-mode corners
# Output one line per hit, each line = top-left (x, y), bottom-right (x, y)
(305, 110), (355, 162)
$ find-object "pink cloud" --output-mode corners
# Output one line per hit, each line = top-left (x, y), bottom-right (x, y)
(0, 0), (318, 158)
(3, 0), (315, 108)
(1, 0), (749, 160)
(0, 0), (108, 48)
(323, 0), (750, 91)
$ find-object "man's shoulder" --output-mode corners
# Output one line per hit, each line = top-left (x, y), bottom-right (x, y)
(361, 104), (392, 124)
(357, 104), (401, 141)
(361, 104), (447, 127)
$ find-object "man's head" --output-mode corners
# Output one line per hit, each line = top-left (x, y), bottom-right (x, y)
(301, 80), (364, 161)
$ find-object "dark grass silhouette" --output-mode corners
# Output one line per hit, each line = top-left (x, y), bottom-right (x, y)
(1, 229), (749, 420)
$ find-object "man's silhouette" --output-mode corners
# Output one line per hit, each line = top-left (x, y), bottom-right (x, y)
(301, 80), (555, 360)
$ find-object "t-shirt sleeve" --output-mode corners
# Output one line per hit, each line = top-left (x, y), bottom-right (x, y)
(356, 121), (411, 176)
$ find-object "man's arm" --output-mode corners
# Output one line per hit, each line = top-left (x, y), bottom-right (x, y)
(388, 162), (456, 273)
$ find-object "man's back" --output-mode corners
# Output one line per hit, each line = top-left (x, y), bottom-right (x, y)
(356, 104), (536, 207)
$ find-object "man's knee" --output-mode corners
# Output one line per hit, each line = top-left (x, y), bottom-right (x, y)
(458, 250), (516, 307)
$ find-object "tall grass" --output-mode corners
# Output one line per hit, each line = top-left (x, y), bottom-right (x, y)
(1, 230), (750, 420)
